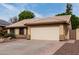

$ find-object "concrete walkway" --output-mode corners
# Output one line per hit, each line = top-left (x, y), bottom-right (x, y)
(0, 39), (65, 55)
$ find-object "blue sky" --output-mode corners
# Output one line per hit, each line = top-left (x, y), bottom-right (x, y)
(0, 3), (79, 21)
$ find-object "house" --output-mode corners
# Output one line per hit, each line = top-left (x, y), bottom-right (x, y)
(6, 19), (38, 38)
(25, 15), (71, 41)
(0, 19), (10, 30)
(6, 15), (71, 41)
(6, 19), (29, 38)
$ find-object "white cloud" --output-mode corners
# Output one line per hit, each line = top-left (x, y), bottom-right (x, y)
(24, 9), (43, 18)
(17, 8), (43, 18)
(0, 3), (43, 21)
(1, 3), (18, 11)
(1, 3), (43, 17)
(34, 12), (43, 18)
(17, 4), (43, 18)
(32, 11), (43, 18)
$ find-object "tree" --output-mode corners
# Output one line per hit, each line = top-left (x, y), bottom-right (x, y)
(56, 3), (72, 16)
(66, 3), (72, 15)
(10, 16), (18, 23)
(56, 13), (67, 16)
(18, 10), (35, 21)
(71, 15), (79, 29)
(56, 3), (79, 29)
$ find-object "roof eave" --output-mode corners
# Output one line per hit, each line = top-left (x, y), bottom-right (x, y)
(25, 21), (69, 26)
(6, 26), (26, 28)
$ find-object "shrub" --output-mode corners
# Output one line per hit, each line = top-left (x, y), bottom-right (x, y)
(0, 30), (7, 38)
(4, 33), (16, 39)
(71, 15), (79, 29)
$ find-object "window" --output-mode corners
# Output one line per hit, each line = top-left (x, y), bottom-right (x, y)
(10, 28), (15, 34)
(19, 28), (24, 35)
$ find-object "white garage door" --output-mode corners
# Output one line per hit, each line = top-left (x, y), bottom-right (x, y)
(31, 26), (59, 40)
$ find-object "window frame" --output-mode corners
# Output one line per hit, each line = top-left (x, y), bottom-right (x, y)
(19, 28), (24, 35)
(10, 28), (15, 34)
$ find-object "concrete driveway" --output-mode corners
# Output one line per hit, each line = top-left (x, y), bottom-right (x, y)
(0, 39), (65, 55)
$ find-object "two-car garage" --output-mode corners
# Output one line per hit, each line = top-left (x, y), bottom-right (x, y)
(26, 15), (71, 41)
(30, 26), (59, 40)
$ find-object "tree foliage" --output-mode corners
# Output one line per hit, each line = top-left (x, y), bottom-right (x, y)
(18, 10), (35, 21)
(56, 13), (68, 16)
(66, 3), (72, 15)
(71, 15), (79, 29)
(56, 3), (79, 29)
(56, 3), (72, 16)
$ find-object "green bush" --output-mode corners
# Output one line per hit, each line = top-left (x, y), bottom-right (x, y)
(0, 30), (7, 38)
(4, 33), (16, 39)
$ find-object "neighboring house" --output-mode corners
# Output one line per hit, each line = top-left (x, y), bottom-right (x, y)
(0, 19), (10, 30)
(6, 15), (71, 41)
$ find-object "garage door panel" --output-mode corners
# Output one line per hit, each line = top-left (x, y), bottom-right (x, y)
(31, 26), (59, 40)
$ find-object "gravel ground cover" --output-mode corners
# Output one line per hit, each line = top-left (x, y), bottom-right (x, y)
(54, 40), (79, 55)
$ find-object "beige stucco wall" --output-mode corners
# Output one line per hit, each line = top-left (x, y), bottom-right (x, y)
(7, 29), (10, 34)
(64, 25), (69, 40)
(24, 28), (26, 35)
(76, 28), (79, 40)
(66, 29), (69, 40)
(7, 28), (27, 39)
(27, 27), (31, 40)
(15, 29), (19, 35)
(67, 20), (72, 40)
(59, 24), (69, 40)
(7, 28), (27, 35)
(27, 27), (31, 35)
(59, 25), (65, 40)
(59, 25), (64, 35)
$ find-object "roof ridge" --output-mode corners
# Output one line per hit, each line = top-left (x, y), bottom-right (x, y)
(6, 15), (71, 28)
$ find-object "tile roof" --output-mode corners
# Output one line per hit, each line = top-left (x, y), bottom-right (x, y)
(6, 15), (71, 28)
(0, 19), (10, 26)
